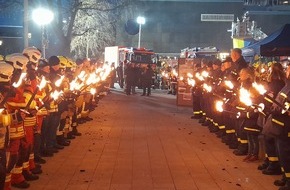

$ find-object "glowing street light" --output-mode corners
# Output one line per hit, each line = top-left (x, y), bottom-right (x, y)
(136, 16), (145, 48)
(32, 8), (54, 58)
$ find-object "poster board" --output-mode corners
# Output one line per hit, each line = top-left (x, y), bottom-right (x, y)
(176, 58), (201, 106)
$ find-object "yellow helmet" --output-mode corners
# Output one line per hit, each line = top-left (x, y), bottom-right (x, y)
(66, 58), (76, 68)
(23, 47), (41, 63)
(0, 61), (14, 82)
(5, 53), (29, 70)
(0, 55), (4, 61)
(57, 56), (68, 69)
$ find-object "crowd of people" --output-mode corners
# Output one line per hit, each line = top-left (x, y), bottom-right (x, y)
(116, 63), (155, 96)
(0, 47), (113, 190)
(188, 48), (290, 190)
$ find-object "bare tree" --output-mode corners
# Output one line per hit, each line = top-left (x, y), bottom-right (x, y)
(47, 0), (137, 59)
(0, 0), (137, 59)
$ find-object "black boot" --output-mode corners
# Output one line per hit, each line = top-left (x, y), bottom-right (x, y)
(22, 170), (39, 181)
(34, 155), (46, 164)
(198, 116), (206, 123)
(67, 132), (76, 139)
(274, 177), (286, 186)
(72, 127), (82, 136)
(262, 162), (282, 175)
(12, 181), (30, 189)
(257, 158), (269, 170)
(279, 181), (290, 190)
(57, 135), (70, 146)
(30, 166), (42, 175)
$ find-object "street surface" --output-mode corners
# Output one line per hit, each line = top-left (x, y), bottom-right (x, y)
(28, 88), (280, 190)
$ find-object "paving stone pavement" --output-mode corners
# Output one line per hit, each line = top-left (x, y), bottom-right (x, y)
(25, 89), (280, 190)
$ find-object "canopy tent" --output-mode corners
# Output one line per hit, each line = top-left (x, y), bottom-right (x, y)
(242, 24), (290, 57)
(260, 24), (290, 57)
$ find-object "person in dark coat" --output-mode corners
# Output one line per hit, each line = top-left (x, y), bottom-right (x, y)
(125, 63), (134, 95)
(231, 48), (248, 74)
(141, 64), (154, 96)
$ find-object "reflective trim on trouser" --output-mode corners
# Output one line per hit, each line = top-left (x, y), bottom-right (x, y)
(244, 127), (260, 132)
(219, 125), (225, 129)
(29, 154), (35, 170)
(268, 156), (279, 162)
(11, 166), (25, 184)
(5, 173), (11, 182)
(193, 111), (202, 115)
(226, 129), (235, 134)
(285, 172), (290, 178)
(4, 173), (11, 190)
(23, 161), (29, 170)
(239, 139), (248, 144)
(272, 119), (284, 126)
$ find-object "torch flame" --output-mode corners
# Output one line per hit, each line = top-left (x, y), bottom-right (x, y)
(224, 80), (234, 89)
(252, 82), (267, 95)
(38, 76), (47, 90)
(55, 75), (65, 87)
(78, 71), (87, 81)
(195, 72), (204, 81)
(187, 78), (196, 87)
(239, 88), (252, 106)
(90, 88), (96, 95)
(179, 76), (184, 81)
(201, 71), (209, 78)
(187, 73), (193, 78)
(215, 101), (224, 112)
(12, 73), (27, 88)
(86, 73), (96, 85)
(203, 83), (212, 92)
(172, 69), (178, 77)
(50, 90), (63, 100)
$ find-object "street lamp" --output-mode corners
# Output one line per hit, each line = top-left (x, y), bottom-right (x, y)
(136, 16), (145, 48)
(32, 8), (54, 58)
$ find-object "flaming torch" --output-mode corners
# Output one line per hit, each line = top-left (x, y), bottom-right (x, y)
(252, 82), (289, 114)
(215, 100), (239, 117)
(224, 80), (234, 90)
(239, 88), (252, 106)
(203, 83), (212, 93)
(187, 78), (196, 87)
(25, 76), (47, 109)
(215, 101), (224, 112)
(12, 73), (27, 88)
(55, 75), (65, 87)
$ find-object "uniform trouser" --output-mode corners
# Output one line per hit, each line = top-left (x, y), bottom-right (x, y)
(143, 86), (151, 95)
(126, 82), (132, 95)
(72, 112), (78, 133)
(264, 135), (280, 169)
(46, 112), (61, 148)
(23, 125), (35, 170)
(34, 116), (44, 158)
(224, 117), (236, 143)
(192, 94), (202, 117)
(247, 132), (259, 156)
(41, 116), (49, 151)
(276, 136), (290, 184)
(7, 138), (28, 185)
(0, 149), (6, 190)
(236, 120), (248, 152)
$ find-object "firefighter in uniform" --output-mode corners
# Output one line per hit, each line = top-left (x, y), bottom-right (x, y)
(22, 47), (43, 176)
(4, 60), (33, 189)
(0, 61), (14, 190)
(270, 65), (290, 190)
(258, 62), (285, 175)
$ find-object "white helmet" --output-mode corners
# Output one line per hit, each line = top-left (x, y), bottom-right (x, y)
(23, 47), (41, 64)
(5, 53), (29, 70)
(0, 61), (14, 82)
